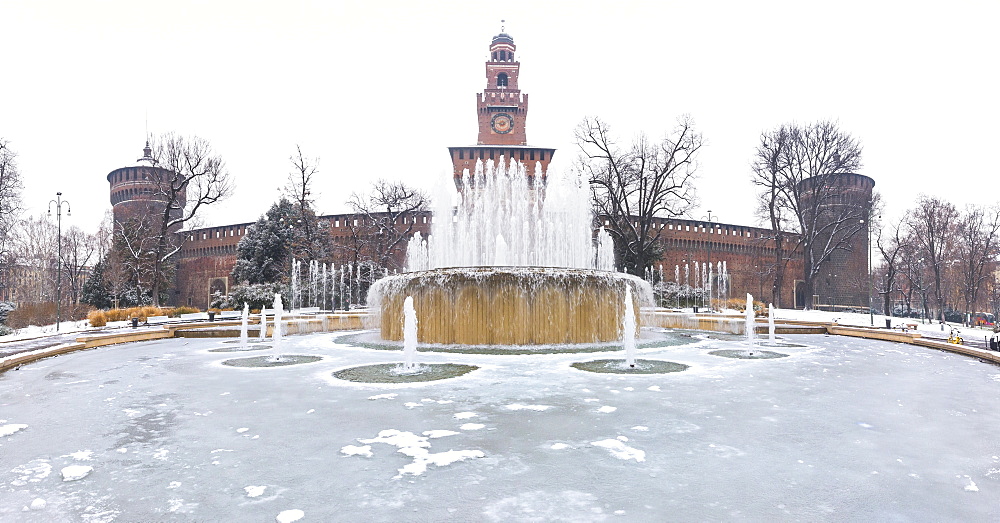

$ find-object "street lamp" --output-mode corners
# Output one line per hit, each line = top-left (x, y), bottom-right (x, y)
(47, 192), (71, 332)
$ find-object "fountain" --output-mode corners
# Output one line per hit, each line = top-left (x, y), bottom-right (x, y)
(369, 160), (652, 347)
(768, 302), (776, 343)
(239, 302), (249, 349)
(707, 293), (789, 360)
(623, 286), (637, 368)
(270, 293), (283, 362)
(401, 296), (418, 371)
(745, 292), (756, 354)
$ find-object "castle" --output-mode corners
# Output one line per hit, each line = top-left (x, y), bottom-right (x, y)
(107, 29), (872, 311)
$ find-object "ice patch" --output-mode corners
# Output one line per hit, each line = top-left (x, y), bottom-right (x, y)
(245, 485), (267, 497)
(153, 449), (169, 460)
(597, 406), (617, 413)
(0, 423), (28, 437)
(584, 398), (600, 402)
(276, 509), (305, 522)
(505, 404), (553, 411)
(210, 449), (234, 453)
(624, 387), (634, 391)
(550, 443), (570, 450)
(423, 430), (460, 438)
(116, 447), (128, 453)
(483, 490), (604, 521)
(591, 439), (645, 462)
(29, 498), (45, 510)
(306, 409), (315, 414)
(61, 465), (93, 481)
(355, 429), (483, 478)
(368, 393), (398, 400)
(168, 481), (181, 489)
(631, 426), (649, 431)
(236, 427), (249, 433)
(395, 448), (485, 478)
(647, 386), (661, 392)
(340, 445), (373, 457)
(11, 459), (52, 486)
(454, 412), (477, 419)
(460, 423), (485, 430)
(404, 402), (422, 408)
(359, 429), (430, 450)
(62, 450), (93, 461)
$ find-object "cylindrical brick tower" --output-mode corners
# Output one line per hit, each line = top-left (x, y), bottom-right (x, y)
(795, 172), (875, 310)
(107, 141), (185, 231)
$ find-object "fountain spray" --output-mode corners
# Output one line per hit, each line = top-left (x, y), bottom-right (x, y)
(240, 302), (249, 349)
(768, 303), (776, 343)
(271, 293), (283, 362)
(623, 286), (637, 368)
(402, 296), (418, 371)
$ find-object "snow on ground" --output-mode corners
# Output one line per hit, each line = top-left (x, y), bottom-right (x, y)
(60, 465), (93, 481)
(0, 423), (28, 437)
(771, 307), (996, 338)
(7, 320), (94, 340)
(1, 329), (999, 520)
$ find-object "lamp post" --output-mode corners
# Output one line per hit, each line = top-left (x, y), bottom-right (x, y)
(861, 205), (876, 327)
(48, 192), (71, 332)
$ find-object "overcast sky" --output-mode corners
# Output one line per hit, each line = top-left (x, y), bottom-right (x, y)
(3, 0), (998, 235)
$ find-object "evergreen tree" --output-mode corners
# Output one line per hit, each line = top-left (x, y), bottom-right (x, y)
(81, 257), (112, 309)
(231, 199), (296, 284)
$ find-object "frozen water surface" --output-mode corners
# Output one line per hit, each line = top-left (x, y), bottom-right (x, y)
(0, 330), (999, 520)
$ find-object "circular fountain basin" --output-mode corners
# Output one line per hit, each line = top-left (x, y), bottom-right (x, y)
(368, 266), (648, 345)
(332, 363), (478, 383)
(209, 344), (272, 353)
(571, 358), (690, 374)
(709, 349), (789, 359)
(221, 355), (323, 367)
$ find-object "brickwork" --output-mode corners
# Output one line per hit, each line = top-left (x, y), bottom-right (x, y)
(113, 30), (868, 312)
(795, 173), (875, 309)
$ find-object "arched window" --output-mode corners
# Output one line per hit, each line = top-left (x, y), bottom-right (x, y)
(496, 73), (508, 88)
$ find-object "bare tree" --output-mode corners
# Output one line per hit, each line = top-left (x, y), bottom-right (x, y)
(0, 139), (24, 296)
(751, 120), (867, 309)
(752, 126), (795, 306)
(145, 133), (233, 306)
(13, 213), (58, 303)
(955, 204), (1000, 319)
(874, 218), (908, 316)
(345, 180), (428, 271)
(576, 115), (702, 276)
(60, 226), (98, 305)
(282, 145), (330, 262)
(905, 195), (959, 323)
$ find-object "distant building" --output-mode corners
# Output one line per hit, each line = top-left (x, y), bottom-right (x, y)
(103, 29), (871, 311)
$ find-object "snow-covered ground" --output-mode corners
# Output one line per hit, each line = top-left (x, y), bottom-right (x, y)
(1, 329), (998, 521)
(771, 307), (997, 338)
(3, 320), (94, 342)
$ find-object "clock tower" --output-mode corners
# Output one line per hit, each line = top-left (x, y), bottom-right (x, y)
(449, 26), (555, 185)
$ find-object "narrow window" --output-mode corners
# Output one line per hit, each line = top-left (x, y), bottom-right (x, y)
(530, 150), (535, 160)
(540, 151), (545, 161)
(459, 149), (464, 159)
(497, 73), (508, 87)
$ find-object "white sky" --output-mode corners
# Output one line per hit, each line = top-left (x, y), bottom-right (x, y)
(3, 0), (998, 234)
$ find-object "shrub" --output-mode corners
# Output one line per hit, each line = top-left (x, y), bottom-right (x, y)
(0, 301), (15, 324)
(7, 302), (94, 329)
(88, 310), (108, 327)
(0, 324), (12, 336)
(168, 306), (199, 317)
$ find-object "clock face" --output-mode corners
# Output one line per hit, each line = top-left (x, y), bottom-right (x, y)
(491, 112), (513, 134)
